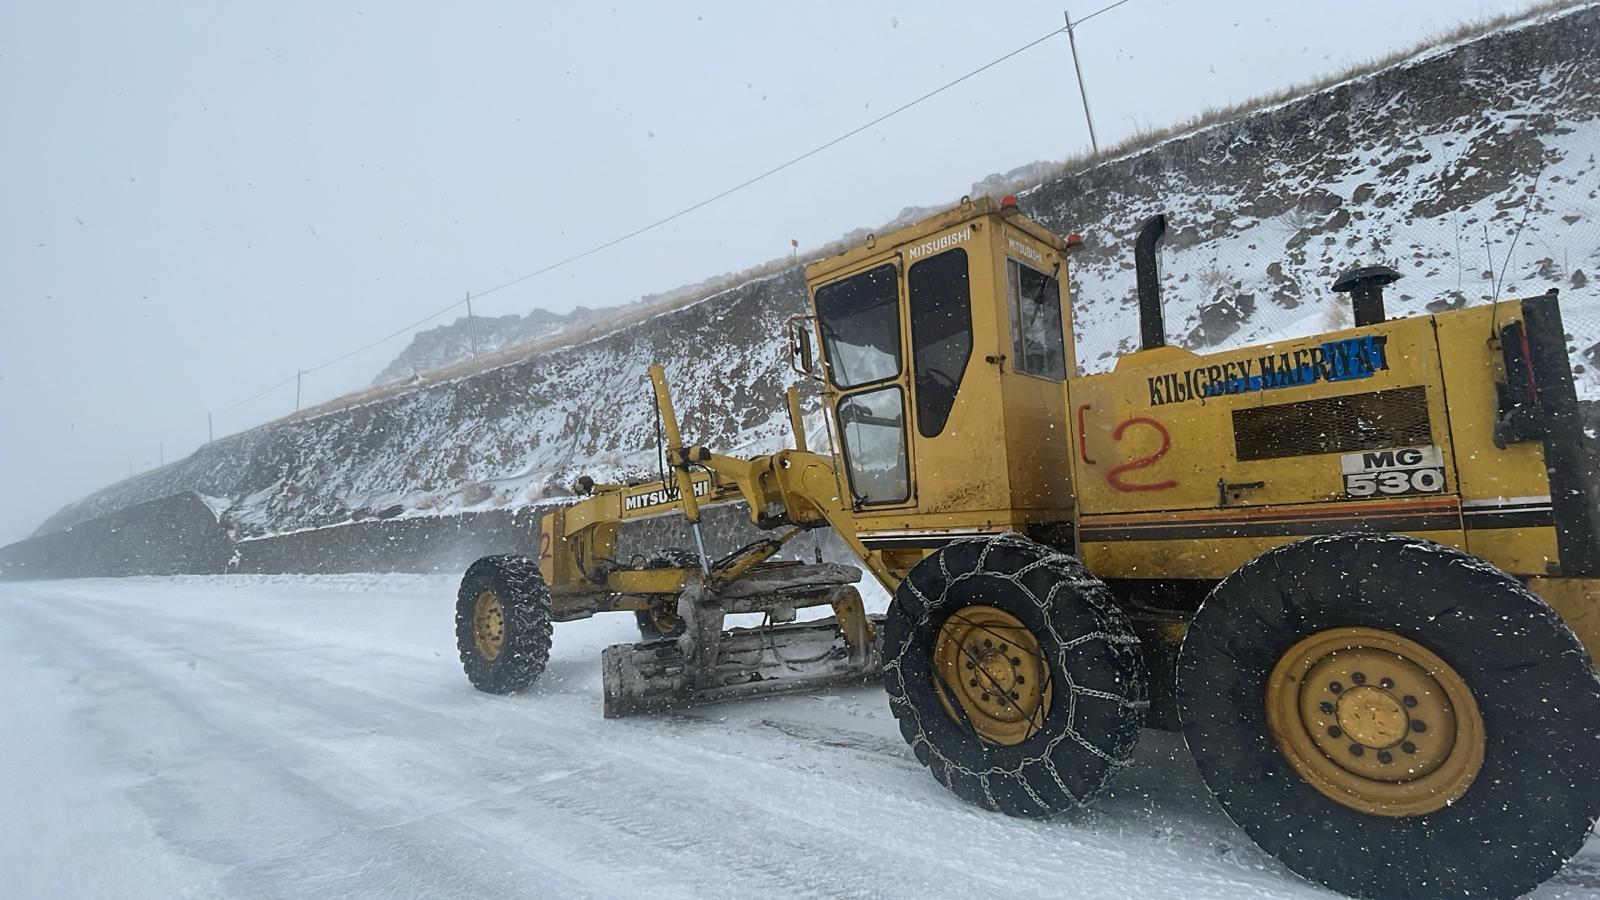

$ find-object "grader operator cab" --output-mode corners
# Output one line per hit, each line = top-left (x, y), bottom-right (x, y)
(454, 196), (1600, 899)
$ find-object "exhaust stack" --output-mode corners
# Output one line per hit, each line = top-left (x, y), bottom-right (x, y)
(1135, 214), (1167, 350)
(1332, 265), (1402, 327)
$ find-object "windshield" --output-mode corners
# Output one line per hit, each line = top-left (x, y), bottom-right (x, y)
(814, 263), (901, 388)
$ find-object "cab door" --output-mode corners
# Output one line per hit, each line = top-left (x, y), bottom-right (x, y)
(902, 244), (1008, 517)
(814, 259), (917, 510)
(996, 229), (1072, 511)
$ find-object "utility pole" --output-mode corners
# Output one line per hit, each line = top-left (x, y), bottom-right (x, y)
(465, 292), (479, 361)
(296, 370), (303, 412)
(208, 412), (214, 444)
(159, 443), (164, 466)
(1064, 11), (1100, 155)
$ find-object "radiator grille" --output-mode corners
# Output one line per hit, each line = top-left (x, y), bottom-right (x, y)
(1232, 386), (1432, 461)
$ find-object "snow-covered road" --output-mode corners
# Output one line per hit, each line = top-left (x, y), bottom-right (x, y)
(3, 575), (1598, 899)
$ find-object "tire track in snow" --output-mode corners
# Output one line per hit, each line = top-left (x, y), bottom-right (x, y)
(11, 578), (1596, 898)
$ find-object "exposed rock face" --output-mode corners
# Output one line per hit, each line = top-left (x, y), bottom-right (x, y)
(27, 4), (1600, 546)
(36, 271), (806, 539)
(370, 307), (611, 386)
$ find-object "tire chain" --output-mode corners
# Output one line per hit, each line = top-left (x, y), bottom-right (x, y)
(885, 532), (1147, 815)
(456, 554), (554, 692)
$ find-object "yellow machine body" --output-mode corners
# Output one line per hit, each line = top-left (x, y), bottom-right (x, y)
(1070, 308), (1552, 580)
(536, 197), (1600, 669)
(473, 197), (1600, 899)
(792, 198), (1599, 663)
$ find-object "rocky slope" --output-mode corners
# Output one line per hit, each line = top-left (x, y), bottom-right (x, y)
(371, 306), (612, 386)
(31, 3), (1600, 541)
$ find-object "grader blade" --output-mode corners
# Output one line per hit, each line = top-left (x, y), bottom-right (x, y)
(600, 564), (885, 717)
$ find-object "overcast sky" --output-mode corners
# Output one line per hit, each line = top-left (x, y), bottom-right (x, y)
(0, 0), (1551, 544)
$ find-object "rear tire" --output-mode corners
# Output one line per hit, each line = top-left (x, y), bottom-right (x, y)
(884, 533), (1146, 817)
(1179, 533), (1600, 899)
(456, 554), (553, 694)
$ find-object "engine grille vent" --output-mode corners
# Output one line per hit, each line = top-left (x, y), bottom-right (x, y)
(1232, 386), (1432, 461)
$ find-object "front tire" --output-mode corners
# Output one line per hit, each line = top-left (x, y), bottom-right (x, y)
(1179, 533), (1600, 899)
(884, 533), (1146, 817)
(455, 554), (553, 694)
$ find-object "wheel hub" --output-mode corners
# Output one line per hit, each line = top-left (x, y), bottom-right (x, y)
(1266, 627), (1484, 816)
(473, 590), (506, 661)
(1333, 685), (1408, 749)
(931, 605), (1052, 746)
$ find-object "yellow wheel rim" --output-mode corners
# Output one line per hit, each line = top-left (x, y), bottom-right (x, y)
(473, 590), (506, 661)
(1265, 626), (1485, 817)
(932, 605), (1053, 746)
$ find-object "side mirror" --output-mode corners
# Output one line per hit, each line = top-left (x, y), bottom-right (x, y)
(786, 315), (820, 379)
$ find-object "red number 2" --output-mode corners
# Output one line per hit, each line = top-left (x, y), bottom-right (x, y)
(538, 531), (553, 561)
(1106, 417), (1178, 492)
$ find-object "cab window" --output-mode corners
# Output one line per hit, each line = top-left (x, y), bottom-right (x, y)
(908, 249), (972, 437)
(1006, 259), (1065, 380)
(837, 386), (909, 505)
(815, 263), (900, 388)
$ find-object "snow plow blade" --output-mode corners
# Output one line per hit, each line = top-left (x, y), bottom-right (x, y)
(600, 565), (884, 717)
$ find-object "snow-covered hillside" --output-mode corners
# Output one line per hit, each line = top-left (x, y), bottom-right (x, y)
(30, 3), (1600, 541)
(1027, 9), (1600, 376)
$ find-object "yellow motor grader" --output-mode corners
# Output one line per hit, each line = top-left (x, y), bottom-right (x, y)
(454, 196), (1600, 899)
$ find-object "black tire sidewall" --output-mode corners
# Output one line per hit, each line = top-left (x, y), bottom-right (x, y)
(1179, 533), (1600, 899)
(886, 534), (1146, 817)
(455, 554), (553, 694)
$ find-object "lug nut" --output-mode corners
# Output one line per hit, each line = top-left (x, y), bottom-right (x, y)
(981, 692), (991, 702)
(1016, 675), (1025, 685)
(1328, 725), (1343, 738)
(1402, 741), (1418, 754)
(1403, 695), (1418, 708)
(969, 678), (979, 688)
(966, 660), (975, 670)
(1349, 744), (1365, 757)
(1377, 750), (1393, 764)
(1412, 720), (1427, 733)
(1330, 681), (1344, 694)
(1352, 672), (1366, 685)
(1380, 677), (1395, 689)
(1319, 701), (1336, 715)
(1011, 657), (1022, 666)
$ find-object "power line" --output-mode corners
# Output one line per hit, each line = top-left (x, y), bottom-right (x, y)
(214, 20), (1088, 419)
(464, 23), (1071, 303)
(219, 372), (299, 414)
(303, 297), (469, 376)
(1073, 0), (1135, 28)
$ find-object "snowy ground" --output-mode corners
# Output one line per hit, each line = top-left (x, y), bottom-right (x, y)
(3, 576), (1598, 900)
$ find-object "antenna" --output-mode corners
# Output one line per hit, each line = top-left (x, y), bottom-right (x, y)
(1487, 166), (1544, 340)
(1494, 169), (1541, 299)
(1482, 224), (1495, 301)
